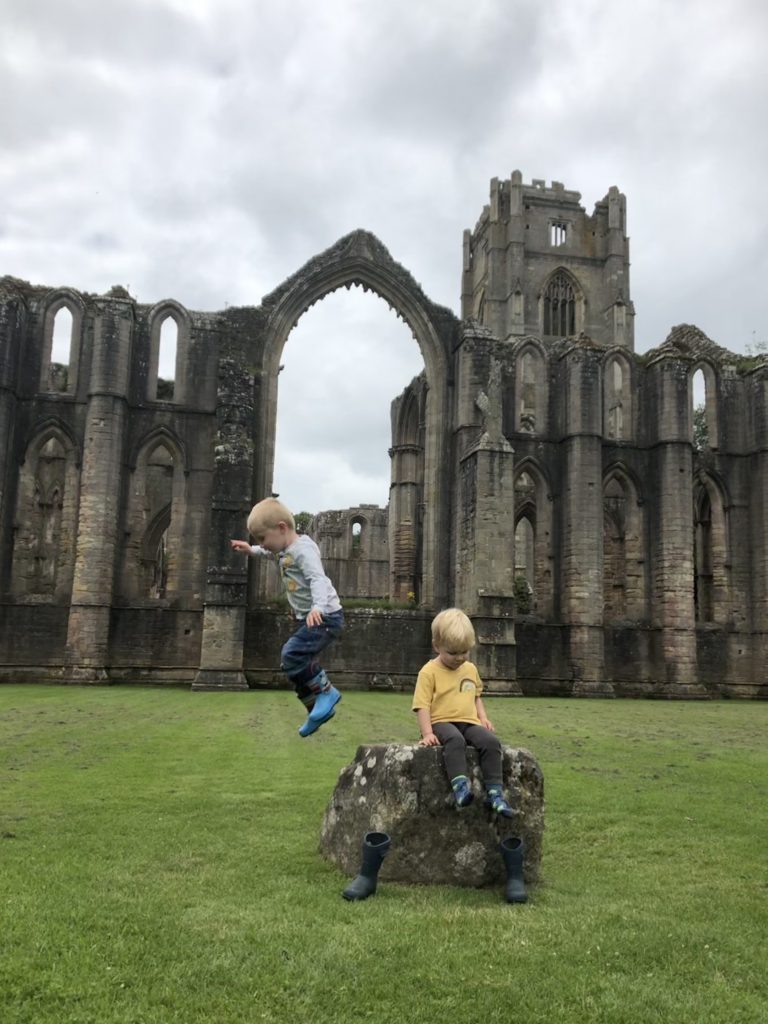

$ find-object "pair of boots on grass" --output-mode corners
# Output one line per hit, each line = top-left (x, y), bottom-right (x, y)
(342, 831), (528, 904)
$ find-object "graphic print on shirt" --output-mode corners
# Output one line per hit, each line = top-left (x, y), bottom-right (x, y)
(459, 677), (477, 693)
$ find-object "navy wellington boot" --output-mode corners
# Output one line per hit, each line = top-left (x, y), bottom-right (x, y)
(500, 836), (528, 904)
(342, 832), (391, 901)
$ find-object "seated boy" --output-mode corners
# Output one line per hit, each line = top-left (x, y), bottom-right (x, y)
(412, 607), (513, 815)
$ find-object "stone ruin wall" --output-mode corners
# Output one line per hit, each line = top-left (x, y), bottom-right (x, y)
(1, 172), (768, 698)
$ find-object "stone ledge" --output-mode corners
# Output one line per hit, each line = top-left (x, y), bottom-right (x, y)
(319, 742), (544, 887)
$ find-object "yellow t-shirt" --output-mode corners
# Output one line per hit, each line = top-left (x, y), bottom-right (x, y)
(411, 659), (483, 725)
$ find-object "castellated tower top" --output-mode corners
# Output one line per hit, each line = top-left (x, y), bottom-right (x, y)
(461, 170), (634, 350)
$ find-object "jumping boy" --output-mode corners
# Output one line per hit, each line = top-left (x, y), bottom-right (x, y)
(231, 498), (344, 737)
(412, 607), (513, 816)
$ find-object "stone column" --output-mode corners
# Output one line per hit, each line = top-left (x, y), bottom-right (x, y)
(192, 352), (253, 691)
(63, 296), (133, 682)
(559, 345), (609, 694)
(748, 367), (768, 688)
(454, 348), (518, 693)
(0, 287), (23, 590)
(646, 353), (701, 694)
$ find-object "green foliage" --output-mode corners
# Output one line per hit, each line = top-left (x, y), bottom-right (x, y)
(156, 377), (175, 400)
(1, 688), (766, 1024)
(294, 511), (313, 534)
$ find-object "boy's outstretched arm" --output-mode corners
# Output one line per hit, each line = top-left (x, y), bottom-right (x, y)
(230, 539), (252, 554)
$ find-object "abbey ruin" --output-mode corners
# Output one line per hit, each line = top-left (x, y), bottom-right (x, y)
(1, 171), (766, 698)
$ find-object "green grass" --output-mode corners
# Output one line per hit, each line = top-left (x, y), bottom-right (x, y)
(1, 688), (766, 1024)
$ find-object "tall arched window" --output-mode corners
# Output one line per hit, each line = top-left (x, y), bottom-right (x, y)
(690, 364), (718, 450)
(603, 469), (647, 621)
(148, 303), (190, 404)
(41, 297), (82, 394)
(515, 344), (547, 435)
(604, 354), (632, 440)
(694, 486), (713, 622)
(157, 317), (178, 400)
(513, 465), (554, 617)
(543, 271), (576, 337)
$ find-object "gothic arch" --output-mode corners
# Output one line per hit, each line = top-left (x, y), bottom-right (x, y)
(690, 361), (719, 450)
(539, 267), (585, 338)
(693, 470), (729, 624)
(118, 429), (188, 602)
(40, 289), (85, 395)
(20, 417), (81, 467)
(11, 423), (80, 601)
(513, 459), (553, 617)
(128, 425), (187, 473)
(147, 300), (192, 404)
(513, 339), (548, 434)
(252, 230), (455, 608)
(602, 465), (647, 621)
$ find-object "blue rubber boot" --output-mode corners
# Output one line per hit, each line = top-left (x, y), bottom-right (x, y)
(298, 683), (341, 737)
(485, 784), (514, 818)
(500, 836), (528, 903)
(342, 832), (391, 901)
(450, 775), (474, 808)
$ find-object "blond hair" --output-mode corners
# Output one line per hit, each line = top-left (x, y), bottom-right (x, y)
(431, 608), (476, 651)
(247, 497), (295, 537)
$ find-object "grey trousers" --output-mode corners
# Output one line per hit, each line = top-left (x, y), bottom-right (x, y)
(432, 721), (503, 786)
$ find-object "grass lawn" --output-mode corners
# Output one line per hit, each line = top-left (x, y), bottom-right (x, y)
(1, 686), (766, 1024)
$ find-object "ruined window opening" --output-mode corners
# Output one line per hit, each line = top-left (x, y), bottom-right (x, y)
(350, 518), (363, 557)
(605, 358), (626, 440)
(519, 351), (539, 432)
(543, 272), (576, 336)
(603, 476), (627, 619)
(691, 367), (713, 451)
(514, 515), (535, 613)
(550, 222), (567, 247)
(49, 306), (73, 392)
(272, 285), (423, 514)
(157, 317), (178, 401)
(694, 487), (713, 622)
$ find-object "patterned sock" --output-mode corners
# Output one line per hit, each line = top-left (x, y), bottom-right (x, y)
(450, 775), (474, 808)
(485, 784), (513, 818)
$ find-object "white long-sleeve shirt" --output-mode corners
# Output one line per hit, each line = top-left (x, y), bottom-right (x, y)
(250, 535), (342, 619)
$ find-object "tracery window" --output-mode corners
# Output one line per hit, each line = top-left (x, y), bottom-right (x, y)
(543, 272), (576, 336)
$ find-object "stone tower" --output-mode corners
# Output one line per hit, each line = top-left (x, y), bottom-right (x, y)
(461, 170), (634, 349)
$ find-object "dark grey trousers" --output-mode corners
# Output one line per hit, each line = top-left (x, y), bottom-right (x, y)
(432, 721), (503, 786)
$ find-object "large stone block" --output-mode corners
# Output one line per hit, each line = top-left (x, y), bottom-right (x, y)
(319, 742), (544, 887)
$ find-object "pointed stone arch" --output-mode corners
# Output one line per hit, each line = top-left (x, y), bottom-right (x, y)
(252, 230), (456, 608)
(40, 289), (85, 395)
(513, 338), (548, 434)
(11, 423), (80, 601)
(690, 360), (719, 450)
(539, 267), (585, 338)
(693, 469), (729, 624)
(147, 300), (192, 404)
(513, 459), (553, 617)
(118, 427), (188, 602)
(602, 463), (647, 621)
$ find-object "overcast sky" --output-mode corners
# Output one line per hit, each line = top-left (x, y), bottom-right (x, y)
(3, 0), (767, 515)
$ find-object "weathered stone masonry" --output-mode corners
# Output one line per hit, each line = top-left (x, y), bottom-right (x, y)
(1, 172), (766, 697)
